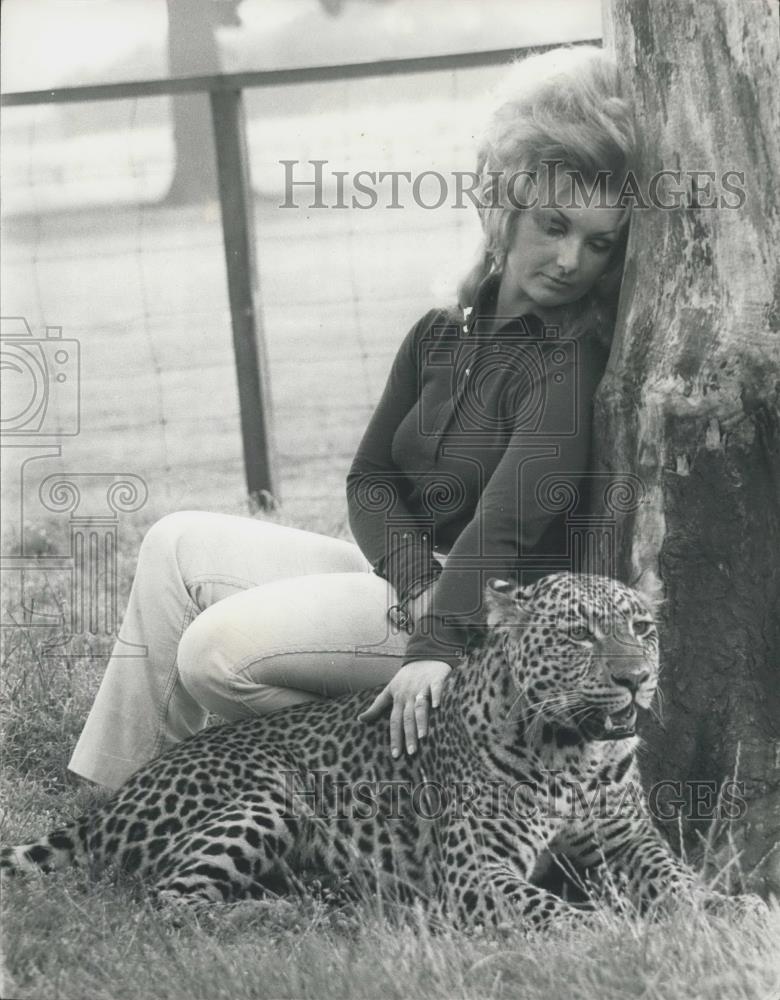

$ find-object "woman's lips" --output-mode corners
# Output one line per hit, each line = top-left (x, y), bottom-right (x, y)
(541, 273), (573, 288)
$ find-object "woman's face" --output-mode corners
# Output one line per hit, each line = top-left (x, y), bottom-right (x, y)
(498, 179), (626, 315)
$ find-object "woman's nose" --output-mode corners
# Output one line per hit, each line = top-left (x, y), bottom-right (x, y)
(556, 238), (581, 274)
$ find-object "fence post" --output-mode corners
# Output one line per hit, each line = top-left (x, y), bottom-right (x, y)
(210, 87), (277, 510)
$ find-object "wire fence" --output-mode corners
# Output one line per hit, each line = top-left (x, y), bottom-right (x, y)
(1, 48), (598, 539)
(1, 37), (604, 655)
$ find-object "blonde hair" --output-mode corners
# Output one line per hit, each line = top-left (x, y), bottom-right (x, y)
(458, 45), (637, 344)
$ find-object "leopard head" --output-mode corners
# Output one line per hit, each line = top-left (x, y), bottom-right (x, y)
(485, 572), (660, 741)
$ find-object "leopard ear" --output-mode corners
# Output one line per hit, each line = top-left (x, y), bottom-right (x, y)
(485, 578), (532, 626)
(486, 577), (539, 595)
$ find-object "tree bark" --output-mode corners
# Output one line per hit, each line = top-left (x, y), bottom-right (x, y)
(598, 0), (780, 895)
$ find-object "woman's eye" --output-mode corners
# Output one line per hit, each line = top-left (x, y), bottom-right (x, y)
(535, 212), (565, 237)
(589, 241), (613, 254)
(633, 620), (655, 638)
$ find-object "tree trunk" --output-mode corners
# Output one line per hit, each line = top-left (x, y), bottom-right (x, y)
(598, 0), (780, 895)
(165, 0), (239, 204)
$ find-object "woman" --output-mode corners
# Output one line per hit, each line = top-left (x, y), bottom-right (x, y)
(69, 45), (636, 791)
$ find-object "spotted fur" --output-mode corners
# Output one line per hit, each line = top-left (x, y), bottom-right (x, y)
(1, 573), (759, 929)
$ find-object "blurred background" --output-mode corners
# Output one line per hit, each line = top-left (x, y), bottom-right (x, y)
(1, 0), (601, 539)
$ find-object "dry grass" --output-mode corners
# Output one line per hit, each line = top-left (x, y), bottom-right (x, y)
(2, 511), (779, 1000)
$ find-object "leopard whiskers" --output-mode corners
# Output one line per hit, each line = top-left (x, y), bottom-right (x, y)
(518, 690), (582, 742)
(501, 682), (539, 734)
(648, 688), (665, 729)
(567, 702), (596, 725)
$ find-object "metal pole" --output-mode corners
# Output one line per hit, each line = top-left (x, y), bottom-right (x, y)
(209, 87), (277, 510)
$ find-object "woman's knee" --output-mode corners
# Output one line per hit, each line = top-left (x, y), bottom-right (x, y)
(177, 610), (235, 711)
(137, 510), (206, 565)
(174, 569), (311, 710)
(176, 607), (288, 720)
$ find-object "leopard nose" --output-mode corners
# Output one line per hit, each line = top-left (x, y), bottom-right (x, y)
(610, 668), (650, 694)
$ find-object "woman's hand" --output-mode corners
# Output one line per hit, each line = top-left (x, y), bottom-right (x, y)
(358, 659), (452, 758)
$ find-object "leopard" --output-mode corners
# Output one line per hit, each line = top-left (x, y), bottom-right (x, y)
(1, 572), (764, 930)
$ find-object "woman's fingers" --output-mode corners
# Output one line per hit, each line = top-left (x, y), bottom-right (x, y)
(429, 677), (447, 710)
(403, 699), (418, 755)
(359, 661), (451, 760)
(357, 686), (391, 722)
(372, 687), (428, 757)
(390, 700), (404, 758)
(359, 681), (418, 758)
(414, 693), (430, 740)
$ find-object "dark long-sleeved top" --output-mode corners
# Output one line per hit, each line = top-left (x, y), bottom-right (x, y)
(346, 273), (609, 667)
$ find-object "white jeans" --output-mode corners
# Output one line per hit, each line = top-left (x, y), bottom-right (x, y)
(68, 511), (432, 790)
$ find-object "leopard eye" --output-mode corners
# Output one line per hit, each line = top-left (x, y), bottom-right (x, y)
(633, 619), (655, 639)
(568, 622), (594, 643)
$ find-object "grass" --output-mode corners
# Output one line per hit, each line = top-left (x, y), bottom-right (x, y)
(2, 510), (780, 1000)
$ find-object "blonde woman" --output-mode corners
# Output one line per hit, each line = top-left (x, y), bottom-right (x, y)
(69, 45), (636, 791)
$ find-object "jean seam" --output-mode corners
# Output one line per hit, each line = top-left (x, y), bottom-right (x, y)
(185, 572), (264, 593)
(231, 645), (404, 680)
(227, 645), (403, 709)
(152, 597), (198, 758)
(92, 748), (148, 764)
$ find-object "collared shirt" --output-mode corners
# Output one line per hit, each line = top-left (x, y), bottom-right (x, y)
(346, 273), (609, 666)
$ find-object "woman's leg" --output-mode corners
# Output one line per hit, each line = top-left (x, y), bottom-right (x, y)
(175, 572), (409, 721)
(68, 511), (375, 790)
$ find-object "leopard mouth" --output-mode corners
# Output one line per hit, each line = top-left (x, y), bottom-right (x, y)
(579, 704), (638, 741)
